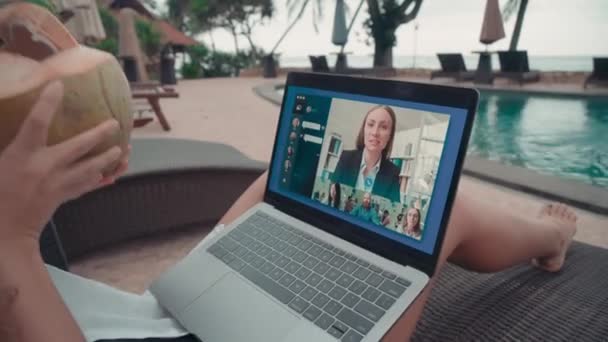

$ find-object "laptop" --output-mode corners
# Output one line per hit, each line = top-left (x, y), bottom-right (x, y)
(149, 72), (478, 342)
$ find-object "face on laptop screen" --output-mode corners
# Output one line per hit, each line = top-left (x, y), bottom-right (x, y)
(269, 85), (469, 255)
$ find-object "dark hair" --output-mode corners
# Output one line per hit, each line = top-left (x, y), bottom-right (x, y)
(329, 182), (342, 209)
(355, 105), (397, 160)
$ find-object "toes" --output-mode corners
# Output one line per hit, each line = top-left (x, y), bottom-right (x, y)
(548, 203), (559, 216)
(548, 203), (560, 217)
(555, 203), (567, 217)
(540, 204), (552, 216)
(566, 210), (577, 222)
(559, 204), (578, 223)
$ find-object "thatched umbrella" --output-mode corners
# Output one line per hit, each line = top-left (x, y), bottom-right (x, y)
(54, 0), (106, 44)
(118, 7), (148, 81)
(331, 0), (348, 46)
(479, 0), (505, 46)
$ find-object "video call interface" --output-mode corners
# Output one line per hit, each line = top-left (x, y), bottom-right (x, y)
(271, 86), (467, 255)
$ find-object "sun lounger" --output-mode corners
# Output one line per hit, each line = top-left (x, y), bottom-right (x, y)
(430, 53), (475, 81)
(494, 50), (541, 85)
(583, 57), (608, 89)
(308, 55), (396, 78)
(45, 138), (267, 260)
(42, 138), (608, 341)
(309, 55), (331, 73)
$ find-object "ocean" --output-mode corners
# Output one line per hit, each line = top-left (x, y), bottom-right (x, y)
(279, 55), (597, 72)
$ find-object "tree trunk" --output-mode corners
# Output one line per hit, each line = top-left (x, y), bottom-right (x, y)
(244, 34), (258, 60)
(374, 41), (393, 68)
(209, 31), (217, 52)
(509, 0), (528, 51)
(242, 21), (258, 60)
(230, 26), (240, 54)
(270, 0), (309, 54)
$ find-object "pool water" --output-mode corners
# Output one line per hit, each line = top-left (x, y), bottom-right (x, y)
(468, 92), (608, 189)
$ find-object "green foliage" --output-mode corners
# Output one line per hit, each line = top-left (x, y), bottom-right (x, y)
(186, 44), (210, 63)
(166, 0), (209, 34)
(190, 0), (274, 32)
(92, 8), (161, 59)
(364, 0), (424, 66)
(181, 44), (260, 79)
(286, 0), (323, 32)
(204, 50), (240, 77)
(89, 7), (119, 56)
(190, 0), (209, 15)
(99, 7), (119, 39)
(94, 37), (118, 56)
(22, 0), (56, 13)
(141, 0), (157, 10)
(166, 0), (272, 56)
(181, 61), (202, 79)
(135, 18), (162, 57)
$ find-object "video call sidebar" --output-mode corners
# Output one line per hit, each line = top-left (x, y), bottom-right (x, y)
(282, 94), (331, 197)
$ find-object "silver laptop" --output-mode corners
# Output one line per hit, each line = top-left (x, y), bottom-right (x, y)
(150, 72), (478, 342)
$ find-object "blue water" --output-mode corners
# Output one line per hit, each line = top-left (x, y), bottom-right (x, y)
(469, 92), (608, 188)
(281, 55), (595, 72)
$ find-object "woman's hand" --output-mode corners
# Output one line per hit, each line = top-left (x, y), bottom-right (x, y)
(0, 81), (129, 245)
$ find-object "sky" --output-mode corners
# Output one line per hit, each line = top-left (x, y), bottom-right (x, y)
(155, 0), (608, 57)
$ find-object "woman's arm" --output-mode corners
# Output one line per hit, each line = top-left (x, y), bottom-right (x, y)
(0, 82), (128, 342)
(0, 240), (85, 342)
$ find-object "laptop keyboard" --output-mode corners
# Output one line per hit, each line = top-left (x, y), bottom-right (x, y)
(207, 212), (412, 342)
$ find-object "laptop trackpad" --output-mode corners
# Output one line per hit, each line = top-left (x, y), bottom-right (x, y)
(179, 272), (299, 342)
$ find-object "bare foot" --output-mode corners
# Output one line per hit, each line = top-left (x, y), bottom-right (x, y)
(532, 203), (578, 272)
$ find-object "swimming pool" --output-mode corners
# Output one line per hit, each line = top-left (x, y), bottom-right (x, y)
(469, 91), (608, 189)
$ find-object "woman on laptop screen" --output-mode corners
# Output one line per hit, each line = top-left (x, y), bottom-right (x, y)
(331, 105), (401, 203)
(402, 207), (422, 239)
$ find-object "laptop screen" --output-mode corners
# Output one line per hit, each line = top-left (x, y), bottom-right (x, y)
(268, 85), (469, 256)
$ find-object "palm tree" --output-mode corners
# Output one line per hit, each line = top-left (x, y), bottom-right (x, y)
(339, 0), (365, 54)
(269, 0), (322, 54)
(365, 0), (424, 68)
(270, 0), (364, 54)
(166, 0), (192, 33)
(502, 0), (529, 51)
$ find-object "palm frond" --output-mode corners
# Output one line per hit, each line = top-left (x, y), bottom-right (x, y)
(502, 0), (520, 21)
(314, 0), (323, 20)
(287, 0), (303, 19)
(312, 3), (319, 32)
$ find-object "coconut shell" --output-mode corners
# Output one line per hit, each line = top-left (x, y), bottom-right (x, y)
(0, 3), (132, 176)
(0, 2), (78, 60)
(0, 48), (133, 175)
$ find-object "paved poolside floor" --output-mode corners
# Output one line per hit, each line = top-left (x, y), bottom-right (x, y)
(70, 77), (608, 294)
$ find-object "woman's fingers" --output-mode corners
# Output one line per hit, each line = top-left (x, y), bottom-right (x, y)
(49, 119), (120, 167)
(13, 81), (63, 152)
(58, 146), (122, 200)
(98, 158), (128, 186)
(99, 144), (131, 184)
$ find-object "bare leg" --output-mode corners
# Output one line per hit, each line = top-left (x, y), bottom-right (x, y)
(219, 171), (268, 225)
(220, 172), (578, 341)
(383, 184), (577, 341)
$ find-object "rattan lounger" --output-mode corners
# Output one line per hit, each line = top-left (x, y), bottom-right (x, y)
(42, 138), (608, 341)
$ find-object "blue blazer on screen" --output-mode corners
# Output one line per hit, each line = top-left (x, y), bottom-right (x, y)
(331, 149), (401, 203)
